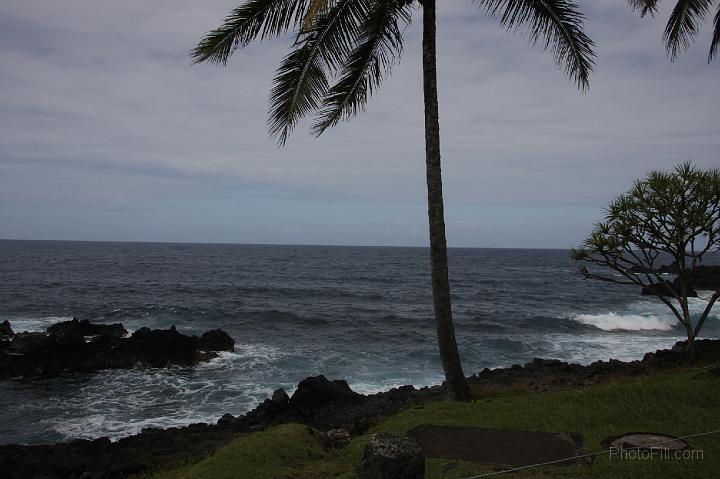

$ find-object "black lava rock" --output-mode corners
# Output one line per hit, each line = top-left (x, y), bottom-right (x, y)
(0, 320), (14, 338)
(641, 281), (697, 297)
(0, 321), (236, 379)
(198, 329), (235, 352)
(119, 326), (203, 368)
(685, 265), (720, 290)
(47, 318), (127, 338)
(357, 433), (425, 479)
(290, 375), (363, 415)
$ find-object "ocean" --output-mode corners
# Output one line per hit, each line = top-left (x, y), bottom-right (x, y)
(1, 240), (718, 445)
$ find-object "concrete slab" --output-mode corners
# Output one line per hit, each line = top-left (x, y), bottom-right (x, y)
(407, 425), (585, 467)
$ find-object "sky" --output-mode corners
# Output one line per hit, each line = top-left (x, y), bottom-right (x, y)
(0, 1), (717, 248)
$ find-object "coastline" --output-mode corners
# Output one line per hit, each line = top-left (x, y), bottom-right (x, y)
(4, 243), (719, 445)
(2, 338), (718, 479)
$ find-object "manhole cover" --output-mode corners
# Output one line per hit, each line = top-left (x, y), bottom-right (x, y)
(604, 433), (688, 451)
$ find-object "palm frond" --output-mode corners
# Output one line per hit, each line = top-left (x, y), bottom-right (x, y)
(627, 0), (660, 17)
(268, 0), (369, 144)
(707, 3), (720, 60)
(312, 0), (413, 136)
(192, 0), (309, 65)
(663, 0), (713, 61)
(269, 49), (330, 144)
(476, 0), (596, 91)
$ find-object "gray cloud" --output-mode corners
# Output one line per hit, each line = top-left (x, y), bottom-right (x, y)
(0, 0), (717, 246)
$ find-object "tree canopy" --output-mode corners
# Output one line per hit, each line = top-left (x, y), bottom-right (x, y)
(192, 0), (595, 145)
(571, 163), (720, 347)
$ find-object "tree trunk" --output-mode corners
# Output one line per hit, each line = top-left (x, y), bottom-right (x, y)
(421, 0), (472, 401)
(681, 300), (694, 356)
(677, 269), (696, 357)
(685, 333), (695, 356)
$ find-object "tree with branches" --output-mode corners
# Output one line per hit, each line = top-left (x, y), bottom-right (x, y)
(193, 0), (595, 400)
(627, 0), (720, 61)
(571, 163), (720, 353)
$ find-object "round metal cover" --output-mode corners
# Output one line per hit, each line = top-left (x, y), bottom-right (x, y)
(609, 433), (688, 451)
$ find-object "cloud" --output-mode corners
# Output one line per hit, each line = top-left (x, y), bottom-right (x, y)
(0, 0), (717, 246)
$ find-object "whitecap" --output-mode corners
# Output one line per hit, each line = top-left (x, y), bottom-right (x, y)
(3, 316), (73, 333)
(572, 312), (675, 331)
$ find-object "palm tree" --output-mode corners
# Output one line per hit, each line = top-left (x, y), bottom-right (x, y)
(628, 0), (720, 61)
(193, 0), (594, 401)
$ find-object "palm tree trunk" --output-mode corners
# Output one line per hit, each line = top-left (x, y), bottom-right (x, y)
(422, 0), (472, 402)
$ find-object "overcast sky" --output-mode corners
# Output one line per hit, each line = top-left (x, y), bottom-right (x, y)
(0, 1), (717, 248)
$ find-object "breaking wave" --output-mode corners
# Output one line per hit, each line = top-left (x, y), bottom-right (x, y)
(571, 312), (675, 331)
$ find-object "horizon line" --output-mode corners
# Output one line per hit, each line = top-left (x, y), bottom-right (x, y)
(0, 237), (571, 251)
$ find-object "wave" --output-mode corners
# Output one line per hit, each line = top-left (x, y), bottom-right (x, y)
(487, 337), (536, 353)
(571, 312), (675, 331)
(568, 294), (720, 333)
(2, 316), (74, 333)
(206, 284), (388, 301)
(22, 345), (288, 443)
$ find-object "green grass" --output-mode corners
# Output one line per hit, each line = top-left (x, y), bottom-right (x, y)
(148, 423), (345, 479)
(148, 366), (720, 479)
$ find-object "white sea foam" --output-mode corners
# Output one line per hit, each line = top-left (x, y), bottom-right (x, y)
(233, 343), (286, 362)
(350, 380), (439, 395)
(572, 312), (675, 331)
(56, 345), (283, 441)
(4, 316), (73, 333)
(537, 333), (682, 364)
(36, 363), (278, 442)
(569, 293), (720, 332)
(48, 410), (224, 442)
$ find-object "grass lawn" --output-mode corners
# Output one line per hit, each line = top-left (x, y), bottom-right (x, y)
(148, 366), (720, 479)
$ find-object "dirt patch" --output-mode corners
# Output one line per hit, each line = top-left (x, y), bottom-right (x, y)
(408, 425), (585, 467)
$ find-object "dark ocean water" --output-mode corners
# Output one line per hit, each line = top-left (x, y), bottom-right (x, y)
(1, 240), (718, 445)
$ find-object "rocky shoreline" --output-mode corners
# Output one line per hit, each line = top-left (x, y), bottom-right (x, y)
(1, 331), (719, 479)
(0, 319), (235, 378)
(470, 337), (720, 391)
